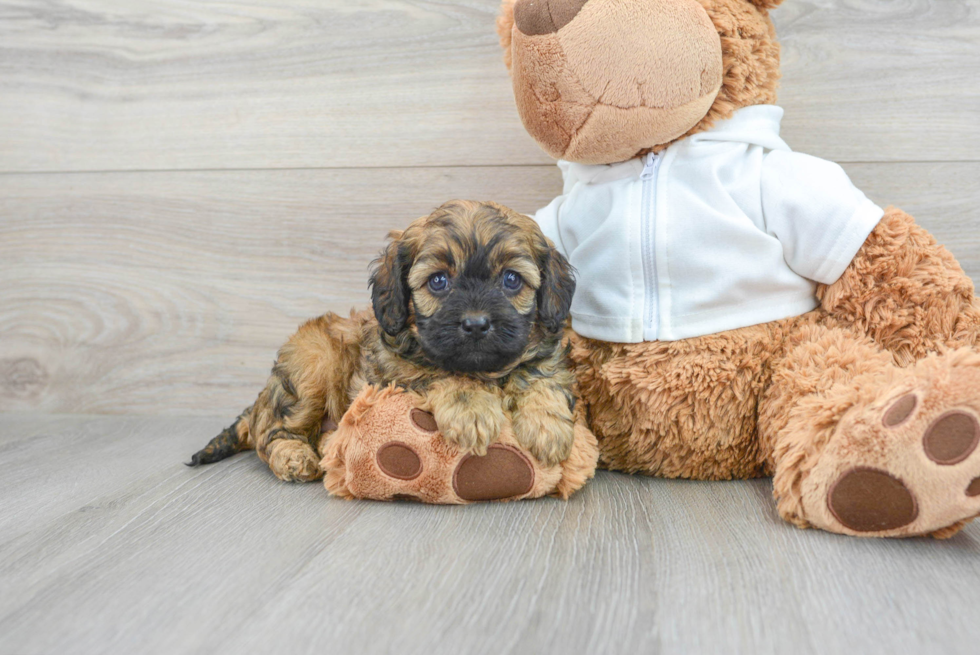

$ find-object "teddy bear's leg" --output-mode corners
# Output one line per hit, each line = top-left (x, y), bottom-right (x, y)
(818, 206), (980, 365)
(759, 321), (980, 538)
(565, 325), (781, 480)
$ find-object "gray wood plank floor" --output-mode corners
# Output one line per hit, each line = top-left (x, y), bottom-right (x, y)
(2, 414), (980, 655)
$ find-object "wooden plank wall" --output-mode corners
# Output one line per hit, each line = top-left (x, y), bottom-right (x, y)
(2, 0), (979, 417)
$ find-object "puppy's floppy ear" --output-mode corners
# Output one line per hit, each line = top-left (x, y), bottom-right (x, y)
(746, 0), (785, 9)
(370, 231), (412, 336)
(537, 245), (575, 333)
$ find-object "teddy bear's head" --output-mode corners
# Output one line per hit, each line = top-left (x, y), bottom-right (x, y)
(497, 0), (783, 164)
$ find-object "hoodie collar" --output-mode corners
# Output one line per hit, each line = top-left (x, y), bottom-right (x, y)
(559, 105), (787, 189)
(687, 104), (786, 149)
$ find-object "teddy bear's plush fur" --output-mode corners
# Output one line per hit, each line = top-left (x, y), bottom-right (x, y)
(499, 0), (781, 163)
(498, 0), (980, 537)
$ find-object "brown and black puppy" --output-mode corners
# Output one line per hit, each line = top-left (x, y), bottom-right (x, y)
(188, 200), (577, 481)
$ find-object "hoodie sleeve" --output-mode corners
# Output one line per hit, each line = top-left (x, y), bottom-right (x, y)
(532, 195), (568, 256)
(760, 151), (883, 284)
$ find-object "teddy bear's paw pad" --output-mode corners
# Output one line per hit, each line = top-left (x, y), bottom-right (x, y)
(966, 478), (980, 497)
(828, 467), (919, 533)
(922, 411), (980, 465)
(882, 393), (918, 427)
(452, 444), (535, 501)
(391, 493), (423, 503)
(377, 442), (423, 480)
(410, 409), (438, 432)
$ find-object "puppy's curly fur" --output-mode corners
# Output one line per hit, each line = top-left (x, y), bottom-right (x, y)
(188, 200), (577, 481)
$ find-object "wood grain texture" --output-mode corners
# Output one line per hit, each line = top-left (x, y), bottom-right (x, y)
(2, 163), (978, 417)
(1, 0), (979, 173)
(775, 0), (980, 162)
(1, 414), (979, 655)
(0, 165), (564, 416)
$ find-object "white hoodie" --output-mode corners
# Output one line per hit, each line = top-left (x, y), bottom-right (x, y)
(533, 105), (884, 343)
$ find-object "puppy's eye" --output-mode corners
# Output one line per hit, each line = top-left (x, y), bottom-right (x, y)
(427, 272), (449, 293)
(502, 270), (523, 291)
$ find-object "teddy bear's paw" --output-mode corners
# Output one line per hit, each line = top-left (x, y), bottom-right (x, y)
(451, 445), (536, 501)
(322, 389), (572, 503)
(348, 403), (549, 503)
(802, 350), (980, 537)
(373, 444), (537, 503)
(377, 411), (536, 502)
(267, 439), (323, 482)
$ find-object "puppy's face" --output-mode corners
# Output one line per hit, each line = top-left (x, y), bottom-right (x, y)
(370, 200), (575, 374)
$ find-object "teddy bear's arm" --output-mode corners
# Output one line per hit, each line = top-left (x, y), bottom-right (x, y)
(816, 206), (980, 366)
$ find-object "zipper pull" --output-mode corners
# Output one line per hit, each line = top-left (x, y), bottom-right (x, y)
(640, 152), (658, 181)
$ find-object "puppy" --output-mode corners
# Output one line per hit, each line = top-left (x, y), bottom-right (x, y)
(188, 200), (577, 481)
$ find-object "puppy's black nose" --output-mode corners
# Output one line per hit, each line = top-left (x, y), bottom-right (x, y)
(461, 315), (491, 336)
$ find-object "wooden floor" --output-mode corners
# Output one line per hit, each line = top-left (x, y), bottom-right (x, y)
(3, 1), (980, 653)
(2, 414), (980, 655)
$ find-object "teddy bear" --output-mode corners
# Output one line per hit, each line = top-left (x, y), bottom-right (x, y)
(320, 384), (599, 503)
(495, 0), (980, 538)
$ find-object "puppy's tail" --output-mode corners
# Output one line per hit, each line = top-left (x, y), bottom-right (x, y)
(186, 407), (252, 467)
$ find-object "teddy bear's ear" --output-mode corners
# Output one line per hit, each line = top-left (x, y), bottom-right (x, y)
(747, 0), (785, 8)
(496, 0), (517, 71)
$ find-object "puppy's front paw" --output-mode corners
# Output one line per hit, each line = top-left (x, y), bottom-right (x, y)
(267, 439), (323, 482)
(512, 410), (575, 468)
(434, 394), (505, 456)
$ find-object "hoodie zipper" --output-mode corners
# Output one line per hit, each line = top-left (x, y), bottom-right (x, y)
(639, 151), (661, 340)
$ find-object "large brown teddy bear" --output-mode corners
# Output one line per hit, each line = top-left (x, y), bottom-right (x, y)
(497, 0), (980, 538)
